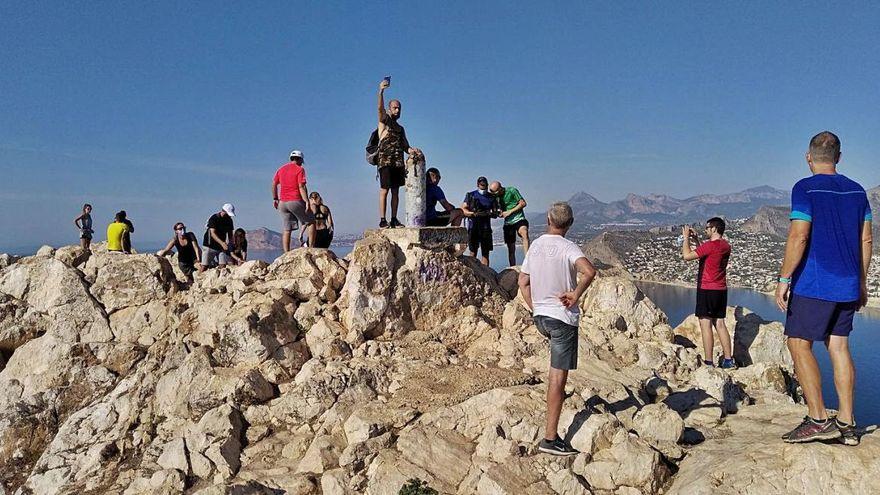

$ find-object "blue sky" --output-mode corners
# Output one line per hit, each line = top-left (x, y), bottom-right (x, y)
(1, 1), (878, 250)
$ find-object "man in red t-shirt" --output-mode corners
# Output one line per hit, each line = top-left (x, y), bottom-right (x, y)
(681, 217), (734, 368)
(272, 150), (316, 251)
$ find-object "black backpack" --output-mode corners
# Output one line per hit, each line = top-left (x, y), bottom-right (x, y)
(365, 129), (380, 166)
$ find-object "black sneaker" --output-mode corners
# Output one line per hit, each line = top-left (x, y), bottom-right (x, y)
(537, 436), (578, 456)
(782, 416), (840, 443)
(719, 358), (736, 369)
(836, 418), (860, 446)
(390, 217), (404, 228)
(379, 218), (389, 229)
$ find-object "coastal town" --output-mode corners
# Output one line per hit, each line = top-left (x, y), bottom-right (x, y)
(614, 219), (880, 297)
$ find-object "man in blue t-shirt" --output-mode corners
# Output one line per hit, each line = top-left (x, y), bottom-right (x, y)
(425, 167), (463, 227)
(776, 131), (873, 446)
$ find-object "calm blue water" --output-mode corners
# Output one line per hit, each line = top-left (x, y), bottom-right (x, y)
(637, 282), (880, 426)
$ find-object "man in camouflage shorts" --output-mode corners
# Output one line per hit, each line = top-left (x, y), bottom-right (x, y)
(376, 78), (419, 228)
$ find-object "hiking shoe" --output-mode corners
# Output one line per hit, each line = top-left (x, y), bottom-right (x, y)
(379, 218), (389, 229)
(703, 360), (715, 367)
(836, 419), (860, 446)
(390, 217), (404, 228)
(719, 358), (736, 369)
(537, 437), (579, 456)
(782, 416), (840, 443)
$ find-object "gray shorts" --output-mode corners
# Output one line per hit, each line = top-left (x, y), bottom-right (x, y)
(279, 200), (315, 232)
(202, 247), (231, 267)
(534, 315), (579, 370)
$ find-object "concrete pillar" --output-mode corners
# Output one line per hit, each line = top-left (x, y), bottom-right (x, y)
(405, 152), (426, 227)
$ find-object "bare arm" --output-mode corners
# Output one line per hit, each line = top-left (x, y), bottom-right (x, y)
(440, 199), (456, 213)
(559, 257), (598, 308)
(272, 179), (279, 208)
(209, 228), (228, 251)
(860, 220), (873, 307)
(503, 199), (527, 218)
(299, 183), (309, 203)
(326, 207), (334, 231)
(775, 220), (812, 311)
(157, 238), (175, 256)
(74, 214), (84, 229)
(681, 226), (700, 261)
(378, 82), (388, 121)
(518, 272), (533, 311)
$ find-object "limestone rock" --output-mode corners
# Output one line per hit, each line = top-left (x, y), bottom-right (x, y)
(54, 246), (90, 268)
(89, 253), (175, 313)
(35, 245), (55, 257)
(578, 433), (669, 494)
(265, 249), (347, 302)
(669, 404), (880, 495)
(674, 307), (792, 368)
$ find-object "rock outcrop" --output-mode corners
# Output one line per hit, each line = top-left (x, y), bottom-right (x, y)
(0, 231), (867, 494)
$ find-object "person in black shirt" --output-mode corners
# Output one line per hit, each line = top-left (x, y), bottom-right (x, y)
(200, 203), (235, 272)
(157, 222), (202, 283)
(461, 176), (499, 266)
(118, 210), (135, 254)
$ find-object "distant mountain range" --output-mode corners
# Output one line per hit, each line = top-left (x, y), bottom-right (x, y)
(245, 227), (361, 251)
(534, 186), (789, 236)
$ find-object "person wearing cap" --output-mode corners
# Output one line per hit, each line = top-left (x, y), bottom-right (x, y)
(200, 203), (236, 272)
(461, 176), (499, 266)
(425, 167), (463, 228)
(272, 150), (316, 251)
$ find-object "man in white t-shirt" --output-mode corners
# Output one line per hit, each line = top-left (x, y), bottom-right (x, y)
(519, 202), (597, 456)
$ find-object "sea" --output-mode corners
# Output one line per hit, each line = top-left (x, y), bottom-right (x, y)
(638, 282), (880, 426)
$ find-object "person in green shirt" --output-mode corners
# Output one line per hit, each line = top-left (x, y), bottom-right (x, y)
(489, 181), (530, 266)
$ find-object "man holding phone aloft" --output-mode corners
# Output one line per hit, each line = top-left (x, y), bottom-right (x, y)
(376, 77), (420, 229)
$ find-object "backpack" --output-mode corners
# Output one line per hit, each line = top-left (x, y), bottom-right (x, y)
(365, 129), (380, 166)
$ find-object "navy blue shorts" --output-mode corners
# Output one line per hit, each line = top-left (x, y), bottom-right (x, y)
(784, 293), (858, 341)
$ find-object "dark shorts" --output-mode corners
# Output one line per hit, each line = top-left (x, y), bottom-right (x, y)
(503, 219), (529, 245)
(314, 229), (333, 249)
(379, 166), (406, 189)
(468, 227), (493, 256)
(695, 288), (728, 319)
(426, 213), (451, 227)
(784, 293), (858, 341)
(534, 315), (579, 370)
(178, 261), (196, 278)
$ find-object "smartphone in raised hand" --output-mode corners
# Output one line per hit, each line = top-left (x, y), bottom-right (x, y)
(383, 75), (391, 85)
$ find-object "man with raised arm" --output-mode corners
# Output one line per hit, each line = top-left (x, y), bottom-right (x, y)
(376, 78), (419, 229)
(519, 202), (597, 456)
(776, 131), (872, 446)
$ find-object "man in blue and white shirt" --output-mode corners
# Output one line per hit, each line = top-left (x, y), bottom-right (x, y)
(776, 131), (873, 446)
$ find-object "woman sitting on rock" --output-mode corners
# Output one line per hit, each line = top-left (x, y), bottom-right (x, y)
(300, 192), (334, 249)
(157, 222), (202, 283)
(231, 228), (248, 264)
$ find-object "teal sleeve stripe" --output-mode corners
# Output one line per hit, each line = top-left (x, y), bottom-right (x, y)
(790, 210), (812, 222)
(866, 212), (873, 221)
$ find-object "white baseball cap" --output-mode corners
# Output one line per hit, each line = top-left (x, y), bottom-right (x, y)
(222, 203), (236, 217)
(289, 150), (303, 159)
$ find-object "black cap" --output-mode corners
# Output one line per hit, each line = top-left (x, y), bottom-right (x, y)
(477, 176), (488, 183)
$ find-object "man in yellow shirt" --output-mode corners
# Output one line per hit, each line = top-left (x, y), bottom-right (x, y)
(107, 212), (129, 252)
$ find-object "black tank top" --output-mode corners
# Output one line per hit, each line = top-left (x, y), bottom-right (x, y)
(175, 233), (198, 264)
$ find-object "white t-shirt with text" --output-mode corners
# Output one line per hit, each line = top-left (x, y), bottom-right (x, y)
(520, 234), (587, 326)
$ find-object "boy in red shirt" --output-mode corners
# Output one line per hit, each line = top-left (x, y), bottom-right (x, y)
(681, 217), (735, 368)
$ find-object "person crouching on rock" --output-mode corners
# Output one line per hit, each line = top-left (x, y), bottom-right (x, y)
(680, 218), (734, 369)
(231, 228), (248, 264)
(157, 222), (202, 283)
(518, 202), (597, 456)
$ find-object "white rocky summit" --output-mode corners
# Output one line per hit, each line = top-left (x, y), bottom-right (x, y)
(0, 233), (877, 494)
